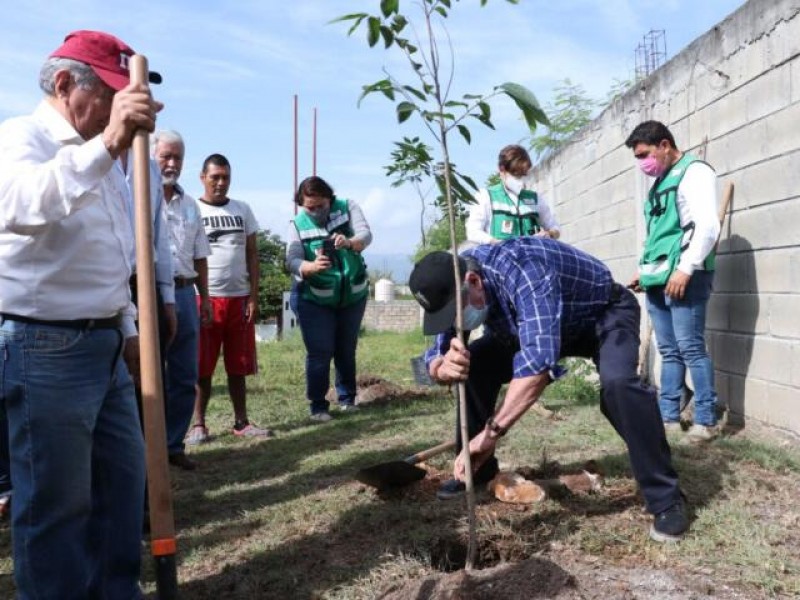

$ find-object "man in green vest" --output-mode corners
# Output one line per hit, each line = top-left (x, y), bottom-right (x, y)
(626, 121), (720, 444)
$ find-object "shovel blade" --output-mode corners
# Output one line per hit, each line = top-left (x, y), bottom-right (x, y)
(355, 460), (427, 489)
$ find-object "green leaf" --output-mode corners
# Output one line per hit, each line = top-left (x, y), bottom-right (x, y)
(357, 79), (395, 106)
(495, 82), (551, 129)
(347, 17), (366, 36)
(477, 101), (491, 120)
(397, 101), (416, 123)
(472, 113), (495, 130)
(328, 12), (368, 25)
(434, 6), (447, 17)
(380, 26), (394, 48)
(460, 174), (478, 190)
(440, 0), (451, 7)
(403, 85), (427, 101)
(367, 16), (381, 47)
(457, 124), (471, 144)
(380, 0), (399, 18)
(444, 100), (468, 109)
(392, 14), (407, 32)
(462, 93), (482, 100)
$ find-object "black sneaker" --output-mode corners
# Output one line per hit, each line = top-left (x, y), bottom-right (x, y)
(436, 479), (466, 500)
(650, 497), (689, 543)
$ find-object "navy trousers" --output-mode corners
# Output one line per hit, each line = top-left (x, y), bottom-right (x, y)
(458, 285), (681, 514)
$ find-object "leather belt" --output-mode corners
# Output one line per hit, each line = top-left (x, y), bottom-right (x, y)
(174, 277), (196, 289)
(0, 313), (122, 330)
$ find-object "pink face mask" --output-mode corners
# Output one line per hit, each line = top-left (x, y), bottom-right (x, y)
(638, 155), (666, 177)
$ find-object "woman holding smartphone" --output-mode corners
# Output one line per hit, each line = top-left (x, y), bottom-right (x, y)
(286, 176), (372, 422)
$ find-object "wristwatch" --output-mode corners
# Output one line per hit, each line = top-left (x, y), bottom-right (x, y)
(485, 416), (508, 440)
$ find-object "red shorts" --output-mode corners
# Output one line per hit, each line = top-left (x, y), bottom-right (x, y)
(198, 296), (257, 378)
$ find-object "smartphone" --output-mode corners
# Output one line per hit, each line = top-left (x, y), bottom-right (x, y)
(321, 238), (336, 259)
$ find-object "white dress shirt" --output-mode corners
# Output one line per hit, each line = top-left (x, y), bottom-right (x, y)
(165, 185), (211, 279)
(120, 154), (175, 304)
(0, 101), (137, 336)
(466, 185), (560, 244)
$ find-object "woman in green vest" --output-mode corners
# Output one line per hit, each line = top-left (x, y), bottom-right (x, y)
(466, 144), (560, 244)
(286, 176), (372, 422)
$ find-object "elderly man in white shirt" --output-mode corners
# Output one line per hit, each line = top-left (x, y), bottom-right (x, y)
(0, 30), (161, 597)
(152, 129), (212, 470)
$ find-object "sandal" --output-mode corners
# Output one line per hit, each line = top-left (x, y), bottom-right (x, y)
(185, 424), (210, 446)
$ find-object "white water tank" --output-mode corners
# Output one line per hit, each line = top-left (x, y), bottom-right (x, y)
(374, 278), (396, 302)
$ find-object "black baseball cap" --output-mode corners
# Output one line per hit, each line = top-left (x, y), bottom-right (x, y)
(409, 251), (467, 335)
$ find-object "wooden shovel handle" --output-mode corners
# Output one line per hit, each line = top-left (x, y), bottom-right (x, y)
(718, 181), (734, 226)
(405, 440), (457, 465)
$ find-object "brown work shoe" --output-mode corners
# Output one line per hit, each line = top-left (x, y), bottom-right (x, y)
(168, 453), (197, 471)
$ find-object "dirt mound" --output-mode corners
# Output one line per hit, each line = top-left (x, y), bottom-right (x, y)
(379, 557), (747, 599)
(325, 374), (433, 406)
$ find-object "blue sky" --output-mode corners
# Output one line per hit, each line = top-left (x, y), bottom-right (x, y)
(1, 0), (743, 277)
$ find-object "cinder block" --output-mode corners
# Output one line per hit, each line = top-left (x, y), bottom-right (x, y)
(794, 342), (800, 388)
(765, 199), (800, 248)
(708, 88), (748, 140)
(718, 119), (769, 173)
(712, 331), (754, 375)
(740, 376), (772, 423)
(686, 106), (712, 152)
(707, 293), (730, 331)
(728, 293), (769, 335)
(792, 58), (800, 104)
(734, 153), (798, 209)
(760, 384), (800, 431)
(764, 101), (800, 157)
(727, 206), (774, 252)
(749, 335), (796, 385)
(753, 248), (800, 293)
(765, 13), (800, 68)
(762, 290), (800, 338)
(745, 66), (792, 123)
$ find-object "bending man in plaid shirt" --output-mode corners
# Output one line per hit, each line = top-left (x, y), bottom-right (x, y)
(410, 238), (688, 542)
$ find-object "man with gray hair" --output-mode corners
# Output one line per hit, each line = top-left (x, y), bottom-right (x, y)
(153, 129), (212, 469)
(0, 30), (161, 596)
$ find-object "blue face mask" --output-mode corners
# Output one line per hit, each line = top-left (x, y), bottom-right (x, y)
(462, 300), (488, 331)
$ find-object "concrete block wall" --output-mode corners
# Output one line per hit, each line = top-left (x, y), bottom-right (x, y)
(362, 300), (421, 332)
(534, 0), (800, 435)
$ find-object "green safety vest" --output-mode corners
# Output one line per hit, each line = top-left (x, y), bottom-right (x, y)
(639, 154), (716, 289)
(293, 198), (369, 307)
(488, 183), (541, 240)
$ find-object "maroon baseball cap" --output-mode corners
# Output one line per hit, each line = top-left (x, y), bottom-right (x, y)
(50, 30), (162, 91)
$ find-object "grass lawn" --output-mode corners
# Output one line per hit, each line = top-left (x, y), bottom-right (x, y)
(1, 329), (799, 598)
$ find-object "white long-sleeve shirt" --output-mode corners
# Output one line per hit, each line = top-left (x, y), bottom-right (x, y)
(672, 161), (720, 275)
(0, 101), (137, 336)
(164, 185), (211, 280)
(120, 153), (175, 304)
(466, 185), (560, 244)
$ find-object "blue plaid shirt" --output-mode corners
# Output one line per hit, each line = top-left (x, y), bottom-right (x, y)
(424, 238), (614, 379)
